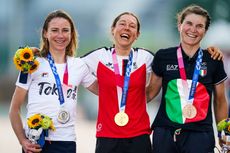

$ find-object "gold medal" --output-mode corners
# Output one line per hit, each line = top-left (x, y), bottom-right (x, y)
(182, 104), (197, 119)
(114, 111), (129, 126)
(57, 108), (70, 124)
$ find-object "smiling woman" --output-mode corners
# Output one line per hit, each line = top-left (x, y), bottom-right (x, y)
(9, 10), (98, 153)
(81, 12), (154, 153)
(147, 4), (228, 153)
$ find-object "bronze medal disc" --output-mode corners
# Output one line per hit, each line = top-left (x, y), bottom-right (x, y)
(114, 112), (129, 126)
(182, 104), (197, 119)
(57, 109), (70, 124)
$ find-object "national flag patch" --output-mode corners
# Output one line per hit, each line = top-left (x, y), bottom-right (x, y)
(41, 72), (49, 77)
(200, 69), (207, 77)
(200, 62), (207, 77)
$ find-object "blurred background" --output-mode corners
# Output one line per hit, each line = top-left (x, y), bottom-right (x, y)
(0, 0), (230, 152)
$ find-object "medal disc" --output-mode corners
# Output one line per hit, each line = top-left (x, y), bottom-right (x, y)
(182, 104), (197, 119)
(57, 109), (70, 124)
(114, 112), (129, 126)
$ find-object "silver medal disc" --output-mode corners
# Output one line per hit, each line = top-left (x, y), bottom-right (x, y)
(57, 109), (70, 124)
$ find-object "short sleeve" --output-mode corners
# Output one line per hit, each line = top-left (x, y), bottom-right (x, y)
(80, 60), (97, 88)
(152, 50), (163, 77)
(15, 72), (32, 90)
(81, 48), (106, 77)
(213, 60), (228, 85)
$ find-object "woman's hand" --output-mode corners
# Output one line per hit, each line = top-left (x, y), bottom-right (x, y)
(30, 47), (41, 56)
(21, 138), (42, 153)
(207, 46), (224, 60)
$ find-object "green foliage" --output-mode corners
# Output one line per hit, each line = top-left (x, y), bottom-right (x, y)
(170, 0), (230, 35)
(173, 0), (230, 22)
(0, 47), (9, 74)
(217, 118), (230, 134)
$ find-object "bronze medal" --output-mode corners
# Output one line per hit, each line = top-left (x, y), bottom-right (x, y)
(182, 104), (197, 119)
(57, 108), (70, 124)
(114, 112), (129, 126)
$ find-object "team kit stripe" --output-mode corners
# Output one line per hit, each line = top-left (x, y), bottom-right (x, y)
(165, 79), (210, 124)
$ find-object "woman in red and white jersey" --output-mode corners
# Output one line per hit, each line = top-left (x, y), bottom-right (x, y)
(81, 12), (153, 153)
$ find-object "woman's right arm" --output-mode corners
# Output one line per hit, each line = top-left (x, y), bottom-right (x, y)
(9, 86), (41, 153)
(146, 72), (162, 102)
(86, 80), (98, 95)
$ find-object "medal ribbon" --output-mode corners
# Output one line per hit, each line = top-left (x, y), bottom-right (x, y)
(47, 53), (68, 105)
(112, 49), (133, 112)
(177, 46), (203, 102)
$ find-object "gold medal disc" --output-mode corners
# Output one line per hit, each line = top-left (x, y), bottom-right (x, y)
(182, 104), (197, 119)
(114, 112), (129, 126)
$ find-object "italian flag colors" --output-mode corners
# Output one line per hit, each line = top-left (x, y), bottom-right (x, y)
(165, 79), (210, 124)
(200, 69), (207, 77)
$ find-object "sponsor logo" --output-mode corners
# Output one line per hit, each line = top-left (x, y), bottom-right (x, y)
(133, 62), (137, 69)
(106, 62), (138, 70)
(166, 65), (178, 71)
(105, 62), (113, 67)
(97, 123), (102, 132)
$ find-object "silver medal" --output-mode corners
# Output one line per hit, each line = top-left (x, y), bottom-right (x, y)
(57, 108), (70, 124)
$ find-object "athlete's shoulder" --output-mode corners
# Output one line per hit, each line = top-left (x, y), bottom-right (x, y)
(81, 46), (112, 58)
(34, 57), (48, 67)
(156, 46), (177, 55)
(69, 56), (83, 64)
(202, 49), (213, 58)
(134, 47), (154, 56)
(67, 57), (90, 73)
